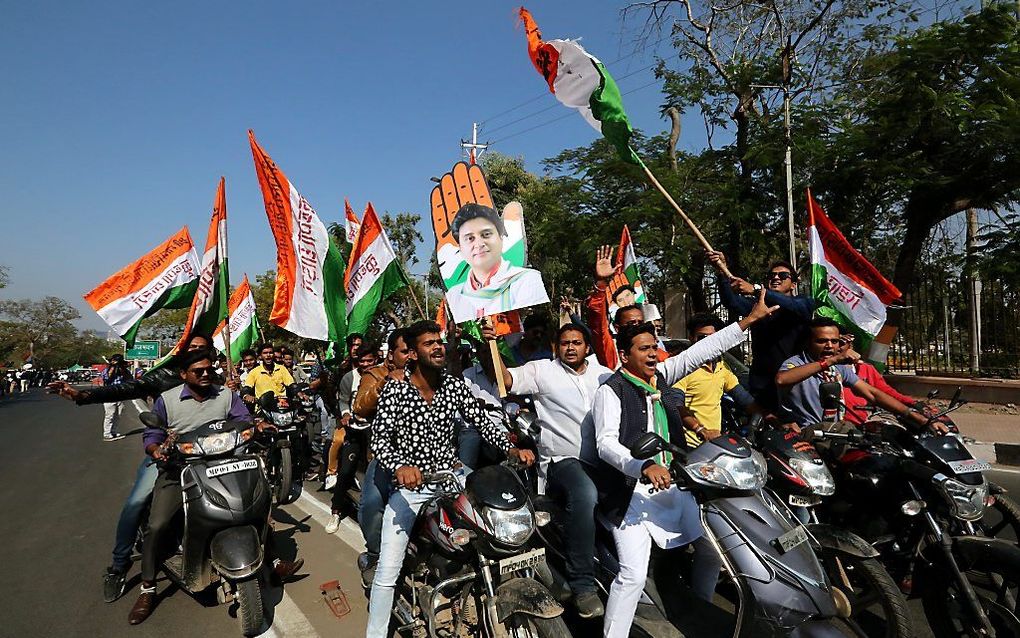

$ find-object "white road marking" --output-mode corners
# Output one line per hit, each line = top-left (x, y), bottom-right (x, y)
(293, 489), (367, 553)
(990, 467), (1020, 476)
(256, 591), (319, 638)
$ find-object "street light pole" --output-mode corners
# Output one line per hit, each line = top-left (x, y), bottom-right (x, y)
(781, 37), (797, 270)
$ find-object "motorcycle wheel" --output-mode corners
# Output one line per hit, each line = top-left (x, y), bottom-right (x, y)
(501, 614), (571, 638)
(824, 554), (912, 638)
(235, 577), (264, 637)
(979, 488), (1020, 544)
(922, 541), (1020, 638)
(275, 447), (295, 505)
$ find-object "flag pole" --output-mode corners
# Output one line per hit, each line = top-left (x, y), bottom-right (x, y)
(218, 177), (236, 378)
(405, 273), (427, 321)
(637, 157), (734, 280)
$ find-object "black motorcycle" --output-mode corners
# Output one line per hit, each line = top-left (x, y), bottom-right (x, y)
(809, 383), (1020, 638)
(254, 387), (312, 505)
(139, 412), (271, 637)
(388, 465), (569, 638)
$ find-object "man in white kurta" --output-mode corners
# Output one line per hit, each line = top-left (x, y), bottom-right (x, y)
(593, 294), (777, 638)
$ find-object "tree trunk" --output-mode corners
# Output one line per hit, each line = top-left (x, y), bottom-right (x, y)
(729, 92), (755, 276)
(892, 204), (936, 294)
(667, 108), (681, 172)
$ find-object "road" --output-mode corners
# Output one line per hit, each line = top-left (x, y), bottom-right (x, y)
(2, 388), (1019, 638)
(0, 388), (369, 638)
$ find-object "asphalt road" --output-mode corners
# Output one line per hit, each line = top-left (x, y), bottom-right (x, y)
(0, 388), (369, 638)
(3, 388), (1019, 638)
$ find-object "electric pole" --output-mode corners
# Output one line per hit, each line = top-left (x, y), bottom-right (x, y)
(781, 37), (797, 270)
(460, 122), (489, 165)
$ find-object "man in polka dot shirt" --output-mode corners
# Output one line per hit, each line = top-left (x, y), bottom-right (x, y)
(365, 320), (535, 638)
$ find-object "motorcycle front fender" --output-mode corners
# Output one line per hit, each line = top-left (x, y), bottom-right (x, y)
(210, 525), (264, 580)
(806, 523), (879, 559)
(789, 619), (849, 638)
(953, 535), (1020, 573)
(494, 577), (563, 623)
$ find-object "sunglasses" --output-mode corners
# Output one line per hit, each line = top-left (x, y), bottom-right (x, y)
(765, 272), (794, 282)
(189, 367), (214, 377)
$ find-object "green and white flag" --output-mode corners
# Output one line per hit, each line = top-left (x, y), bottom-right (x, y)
(213, 275), (260, 363)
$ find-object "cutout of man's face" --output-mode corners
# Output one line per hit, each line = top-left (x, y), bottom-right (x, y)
(613, 287), (636, 309)
(457, 217), (503, 276)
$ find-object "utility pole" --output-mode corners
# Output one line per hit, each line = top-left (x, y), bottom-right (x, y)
(966, 209), (983, 375)
(460, 122), (489, 165)
(781, 37), (797, 270)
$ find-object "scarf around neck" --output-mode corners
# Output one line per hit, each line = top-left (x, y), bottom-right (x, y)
(620, 369), (672, 467)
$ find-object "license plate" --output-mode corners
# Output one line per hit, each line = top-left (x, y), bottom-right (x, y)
(206, 459), (258, 478)
(789, 494), (821, 507)
(775, 525), (809, 554)
(947, 459), (992, 474)
(498, 547), (546, 575)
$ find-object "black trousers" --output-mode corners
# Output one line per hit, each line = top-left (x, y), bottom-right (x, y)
(331, 431), (366, 512)
(141, 469), (183, 583)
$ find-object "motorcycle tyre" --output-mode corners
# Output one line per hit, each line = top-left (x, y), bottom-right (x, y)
(825, 554), (912, 638)
(235, 577), (264, 637)
(921, 542), (1020, 638)
(981, 489), (1020, 544)
(501, 614), (571, 638)
(275, 447), (295, 505)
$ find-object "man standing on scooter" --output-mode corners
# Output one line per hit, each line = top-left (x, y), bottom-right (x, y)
(128, 349), (301, 625)
(593, 291), (778, 638)
(365, 320), (536, 638)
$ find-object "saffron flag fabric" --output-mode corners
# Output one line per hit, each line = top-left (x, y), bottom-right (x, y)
(176, 177), (230, 354)
(606, 225), (648, 311)
(213, 275), (260, 363)
(807, 190), (902, 358)
(519, 7), (640, 165)
(84, 227), (200, 348)
(249, 130), (347, 342)
(344, 198), (361, 245)
(344, 203), (408, 334)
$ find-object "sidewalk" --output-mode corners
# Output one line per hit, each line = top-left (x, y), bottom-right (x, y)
(954, 410), (1020, 466)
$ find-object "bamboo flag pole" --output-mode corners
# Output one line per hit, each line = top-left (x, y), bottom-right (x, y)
(639, 161), (735, 280)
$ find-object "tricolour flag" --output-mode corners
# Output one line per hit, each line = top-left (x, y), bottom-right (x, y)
(213, 275), (260, 363)
(344, 203), (408, 334)
(519, 7), (640, 165)
(176, 177), (230, 353)
(249, 130), (347, 342)
(344, 199), (361, 244)
(807, 190), (902, 360)
(84, 227), (200, 348)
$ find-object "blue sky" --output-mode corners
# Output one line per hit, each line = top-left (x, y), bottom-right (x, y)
(1, 1), (695, 332)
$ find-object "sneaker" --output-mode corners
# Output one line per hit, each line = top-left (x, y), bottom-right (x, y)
(103, 566), (128, 603)
(325, 513), (341, 534)
(358, 553), (378, 590)
(574, 591), (604, 619)
(324, 473), (338, 490)
(104, 434), (126, 442)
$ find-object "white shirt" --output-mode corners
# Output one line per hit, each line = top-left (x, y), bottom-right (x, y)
(509, 354), (612, 466)
(593, 322), (745, 541)
(462, 364), (503, 409)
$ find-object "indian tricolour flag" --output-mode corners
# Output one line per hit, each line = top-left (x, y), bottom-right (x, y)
(249, 130), (347, 342)
(345, 203), (408, 334)
(344, 199), (361, 245)
(84, 226), (200, 348)
(807, 190), (902, 361)
(175, 177), (229, 353)
(519, 7), (640, 165)
(213, 275), (260, 363)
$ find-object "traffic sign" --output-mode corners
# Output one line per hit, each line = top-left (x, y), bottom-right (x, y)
(125, 340), (161, 360)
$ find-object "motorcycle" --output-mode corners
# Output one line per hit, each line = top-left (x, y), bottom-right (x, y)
(254, 387), (312, 505)
(809, 383), (1020, 638)
(138, 411), (271, 637)
(753, 417), (912, 637)
(387, 464), (569, 638)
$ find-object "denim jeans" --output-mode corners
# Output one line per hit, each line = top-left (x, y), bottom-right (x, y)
(456, 421), (482, 470)
(111, 456), (158, 571)
(357, 459), (393, 559)
(546, 459), (599, 595)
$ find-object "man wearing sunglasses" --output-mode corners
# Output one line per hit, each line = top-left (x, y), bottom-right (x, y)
(707, 251), (815, 409)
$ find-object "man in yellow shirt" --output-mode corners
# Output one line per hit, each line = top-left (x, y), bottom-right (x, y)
(674, 313), (767, 446)
(241, 342), (296, 402)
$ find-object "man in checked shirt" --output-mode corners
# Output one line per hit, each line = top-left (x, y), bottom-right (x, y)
(365, 320), (536, 638)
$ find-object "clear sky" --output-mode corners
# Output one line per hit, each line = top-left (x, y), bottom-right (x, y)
(1, 1), (696, 332)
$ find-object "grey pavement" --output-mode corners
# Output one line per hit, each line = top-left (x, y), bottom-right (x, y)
(0, 389), (368, 637)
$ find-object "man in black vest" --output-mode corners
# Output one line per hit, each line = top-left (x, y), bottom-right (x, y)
(593, 292), (777, 638)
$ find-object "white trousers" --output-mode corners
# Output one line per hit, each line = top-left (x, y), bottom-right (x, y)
(604, 518), (655, 638)
(102, 402), (123, 437)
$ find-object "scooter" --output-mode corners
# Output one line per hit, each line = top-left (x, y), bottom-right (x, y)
(139, 411), (271, 637)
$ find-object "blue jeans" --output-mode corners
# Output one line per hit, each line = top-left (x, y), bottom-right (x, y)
(547, 459), (599, 595)
(358, 459), (393, 559)
(111, 456), (158, 571)
(456, 421), (482, 470)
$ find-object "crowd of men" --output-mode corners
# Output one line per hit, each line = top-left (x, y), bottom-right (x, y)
(45, 245), (943, 637)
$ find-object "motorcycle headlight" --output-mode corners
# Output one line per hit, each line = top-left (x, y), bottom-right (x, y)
(687, 450), (767, 490)
(789, 458), (835, 496)
(198, 431), (238, 455)
(272, 411), (294, 427)
(938, 478), (988, 521)
(481, 505), (534, 546)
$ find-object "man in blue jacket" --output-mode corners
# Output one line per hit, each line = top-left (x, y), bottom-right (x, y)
(707, 250), (815, 410)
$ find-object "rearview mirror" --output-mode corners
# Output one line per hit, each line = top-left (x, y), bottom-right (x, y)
(927, 388), (939, 400)
(505, 402), (521, 418)
(819, 382), (842, 411)
(139, 411), (165, 429)
(950, 387), (962, 407)
(629, 432), (666, 460)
